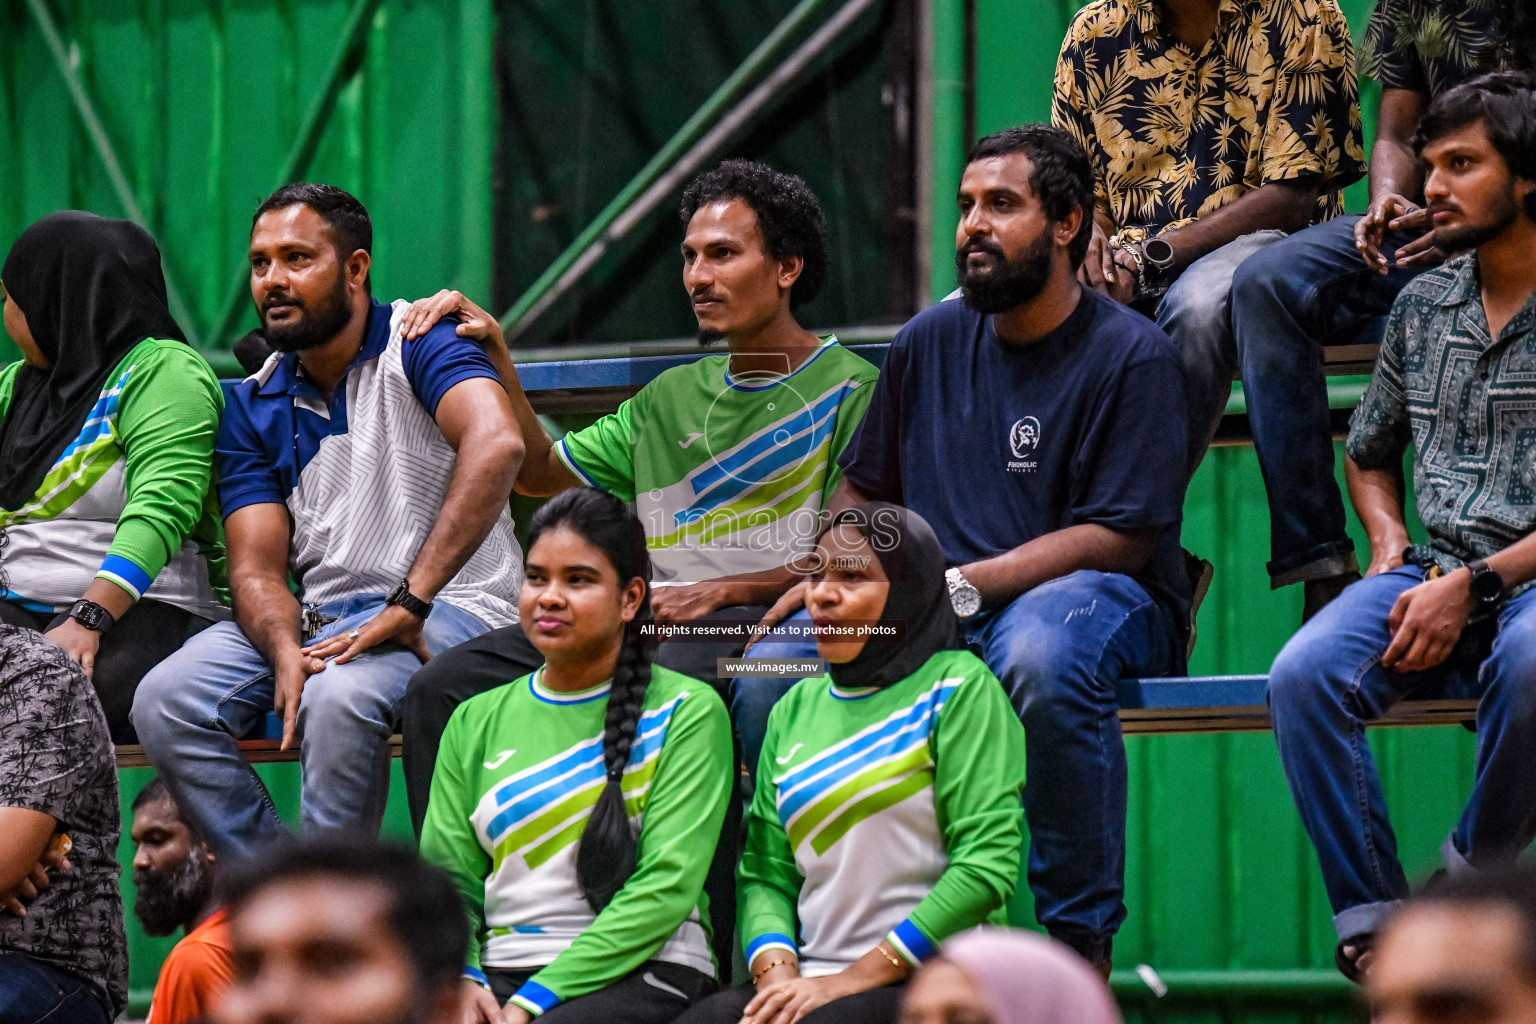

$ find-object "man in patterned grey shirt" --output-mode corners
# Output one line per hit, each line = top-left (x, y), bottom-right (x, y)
(1267, 71), (1536, 982)
(0, 625), (126, 1022)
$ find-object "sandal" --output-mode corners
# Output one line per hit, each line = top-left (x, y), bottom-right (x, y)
(1335, 934), (1376, 983)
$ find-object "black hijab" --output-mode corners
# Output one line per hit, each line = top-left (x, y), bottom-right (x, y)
(0, 211), (184, 511)
(818, 502), (959, 691)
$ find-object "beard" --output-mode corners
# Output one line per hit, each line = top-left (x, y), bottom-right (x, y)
(261, 270), (353, 352)
(697, 326), (725, 345)
(1431, 187), (1521, 254)
(956, 230), (1056, 314)
(134, 848), (216, 937)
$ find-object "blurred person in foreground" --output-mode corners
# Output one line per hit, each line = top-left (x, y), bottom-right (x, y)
(0, 621), (124, 1023)
(132, 776), (233, 1024)
(1368, 865), (1536, 1022)
(1268, 71), (1536, 982)
(212, 840), (465, 1024)
(899, 928), (1121, 1024)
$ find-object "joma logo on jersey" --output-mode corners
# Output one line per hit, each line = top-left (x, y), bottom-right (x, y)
(1007, 416), (1040, 473)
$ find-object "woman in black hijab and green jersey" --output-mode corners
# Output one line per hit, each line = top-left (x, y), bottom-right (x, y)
(0, 211), (226, 740)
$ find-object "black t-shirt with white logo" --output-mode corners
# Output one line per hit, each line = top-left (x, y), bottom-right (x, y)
(0, 626), (125, 1019)
(839, 287), (1190, 642)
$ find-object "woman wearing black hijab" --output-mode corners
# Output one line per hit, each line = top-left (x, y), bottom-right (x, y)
(677, 503), (1028, 1024)
(0, 211), (226, 741)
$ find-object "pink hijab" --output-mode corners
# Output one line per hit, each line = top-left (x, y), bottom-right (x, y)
(939, 928), (1123, 1024)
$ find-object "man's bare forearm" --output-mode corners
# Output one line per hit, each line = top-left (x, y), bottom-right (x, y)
(1161, 180), (1322, 269)
(231, 574), (305, 667)
(1345, 454), (1411, 565)
(407, 430), (523, 600)
(1370, 88), (1428, 204)
(960, 523), (1160, 607)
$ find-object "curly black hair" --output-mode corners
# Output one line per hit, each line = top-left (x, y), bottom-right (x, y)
(679, 159), (829, 308)
(1415, 70), (1536, 220)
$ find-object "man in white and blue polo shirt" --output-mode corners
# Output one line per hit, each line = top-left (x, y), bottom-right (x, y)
(133, 184), (525, 859)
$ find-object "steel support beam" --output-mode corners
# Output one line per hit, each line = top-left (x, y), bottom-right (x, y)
(208, 0), (388, 347)
(499, 0), (880, 341)
(26, 0), (201, 348)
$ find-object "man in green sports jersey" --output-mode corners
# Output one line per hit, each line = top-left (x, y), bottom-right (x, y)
(397, 160), (877, 839)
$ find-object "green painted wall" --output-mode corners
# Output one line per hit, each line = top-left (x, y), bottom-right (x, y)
(5, 0), (1474, 1018)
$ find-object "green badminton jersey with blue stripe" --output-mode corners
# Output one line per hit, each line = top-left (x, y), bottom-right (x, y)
(0, 338), (226, 616)
(419, 664), (733, 1017)
(740, 649), (1027, 975)
(554, 337), (877, 583)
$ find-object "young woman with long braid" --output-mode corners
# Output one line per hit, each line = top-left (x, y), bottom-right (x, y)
(420, 489), (734, 1024)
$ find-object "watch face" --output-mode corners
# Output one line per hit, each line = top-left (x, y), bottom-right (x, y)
(1144, 238), (1175, 265)
(951, 586), (982, 619)
(1473, 568), (1503, 602)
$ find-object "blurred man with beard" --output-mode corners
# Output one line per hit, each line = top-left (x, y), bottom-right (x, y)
(132, 777), (232, 1024)
(132, 183), (525, 859)
(760, 124), (1191, 973)
(1268, 72), (1536, 982)
(213, 840), (465, 1024)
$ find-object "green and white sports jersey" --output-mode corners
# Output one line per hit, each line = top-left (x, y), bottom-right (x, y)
(555, 337), (877, 583)
(740, 649), (1026, 976)
(420, 664), (733, 1017)
(0, 338), (227, 617)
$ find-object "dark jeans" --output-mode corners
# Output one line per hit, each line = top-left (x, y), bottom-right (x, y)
(403, 608), (764, 977)
(962, 570), (1178, 964)
(0, 597), (214, 743)
(486, 961), (715, 1024)
(675, 981), (904, 1024)
(1269, 566), (1536, 942)
(0, 953), (111, 1024)
(1229, 216), (1421, 586)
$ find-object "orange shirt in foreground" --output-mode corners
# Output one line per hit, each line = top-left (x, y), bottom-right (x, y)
(146, 907), (236, 1024)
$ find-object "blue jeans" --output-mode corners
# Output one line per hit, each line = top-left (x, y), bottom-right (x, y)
(1268, 566), (1536, 941)
(1156, 229), (1289, 478)
(1229, 216), (1421, 585)
(131, 594), (490, 860)
(730, 608), (817, 778)
(0, 954), (110, 1024)
(963, 570), (1178, 961)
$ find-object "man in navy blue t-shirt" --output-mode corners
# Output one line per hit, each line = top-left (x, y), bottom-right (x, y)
(787, 125), (1191, 969)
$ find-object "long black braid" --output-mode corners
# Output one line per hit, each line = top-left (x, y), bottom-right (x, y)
(524, 489), (656, 913)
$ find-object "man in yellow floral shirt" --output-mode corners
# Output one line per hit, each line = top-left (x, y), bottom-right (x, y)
(1052, 0), (1365, 489)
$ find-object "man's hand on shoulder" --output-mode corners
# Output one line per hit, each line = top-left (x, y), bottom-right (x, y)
(1381, 569), (1478, 674)
(400, 289), (507, 355)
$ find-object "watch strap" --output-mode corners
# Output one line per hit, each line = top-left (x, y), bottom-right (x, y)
(387, 579), (434, 619)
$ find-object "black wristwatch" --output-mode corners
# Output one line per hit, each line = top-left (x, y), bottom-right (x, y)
(68, 599), (116, 634)
(1466, 559), (1505, 606)
(385, 578), (434, 619)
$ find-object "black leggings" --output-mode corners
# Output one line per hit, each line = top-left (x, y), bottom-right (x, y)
(0, 598), (214, 743)
(486, 961), (716, 1024)
(675, 982), (905, 1024)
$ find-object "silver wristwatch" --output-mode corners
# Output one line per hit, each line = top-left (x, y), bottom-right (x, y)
(945, 568), (982, 619)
